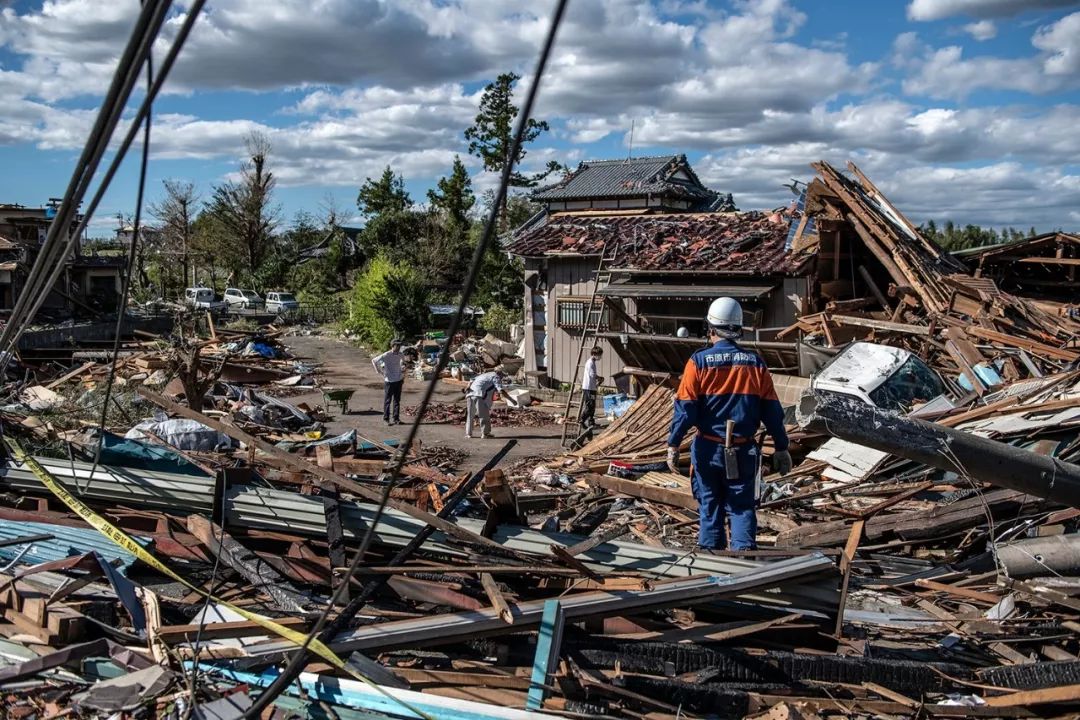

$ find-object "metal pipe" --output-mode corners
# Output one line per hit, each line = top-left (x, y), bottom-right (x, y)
(796, 391), (1080, 508)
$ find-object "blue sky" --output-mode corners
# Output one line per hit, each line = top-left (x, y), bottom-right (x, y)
(0, 0), (1078, 237)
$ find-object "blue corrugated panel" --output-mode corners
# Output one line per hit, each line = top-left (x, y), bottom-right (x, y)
(0, 521), (146, 571)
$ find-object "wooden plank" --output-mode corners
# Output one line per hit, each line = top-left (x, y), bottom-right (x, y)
(829, 314), (930, 336)
(187, 514), (312, 614)
(44, 361), (97, 390)
(479, 573), (513, 625)
(965, 326), (1078, 361)
(914, 578), (1000, 605)
(1016, 256), (1080, 266)
(136, 387), (506, 553)
(835, 519), (864, 638)
(983, 684), (1080, 708)
(392, 668), (531, 690)
(584, 473), (696, 511)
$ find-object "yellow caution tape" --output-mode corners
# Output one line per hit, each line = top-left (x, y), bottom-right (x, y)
(7, 440), (431, 720)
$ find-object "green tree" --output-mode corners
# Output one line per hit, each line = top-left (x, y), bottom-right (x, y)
(427, 156), (475, 225)
(355, 166), (420, 264)
(421, 156), (477, 288)
(207, 132), (280, 283)
(465, 72), (562, 226)
(357, 166), (412, 217)
(346, 253), (430, 347)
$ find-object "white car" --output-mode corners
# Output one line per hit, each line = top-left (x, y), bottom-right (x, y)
(223, 287), (263, 310)
(810, 342), (945, 411)
(265, 291), (300, 313)
(184, 287), (226, 312)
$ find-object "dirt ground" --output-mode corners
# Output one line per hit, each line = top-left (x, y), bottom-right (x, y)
(279, 333), (568, 474)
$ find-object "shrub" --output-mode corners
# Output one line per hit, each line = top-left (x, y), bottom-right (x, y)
(481, 304), (521, 334)
(345, 253), (430, 348)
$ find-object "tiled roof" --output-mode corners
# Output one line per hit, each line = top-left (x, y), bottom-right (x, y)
(532, 154), (719, 203)
(507, 210), (814, 276)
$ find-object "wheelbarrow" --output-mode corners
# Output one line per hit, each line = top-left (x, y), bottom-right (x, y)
(322, 387), (355, 415)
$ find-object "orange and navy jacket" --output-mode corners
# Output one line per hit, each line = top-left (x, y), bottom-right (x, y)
(667, 339), (789, 450)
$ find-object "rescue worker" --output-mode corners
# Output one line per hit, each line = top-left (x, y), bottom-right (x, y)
(371, 339), (405, 425)
(578, 346), (604, 431)
(465, 367), (519, 439)
(676, 326), (690, 338)
(666, 297), (793, 551)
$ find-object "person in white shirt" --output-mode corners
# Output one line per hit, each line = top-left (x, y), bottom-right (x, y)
(465, 368), (518, 439)
(579, 346), (604, 431)
(371, 339), (405, 425)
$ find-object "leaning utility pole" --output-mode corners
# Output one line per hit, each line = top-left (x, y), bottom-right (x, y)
(797, 391), (1080, 508)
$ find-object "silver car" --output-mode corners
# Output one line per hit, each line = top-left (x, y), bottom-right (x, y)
(223, 287), (263, 310)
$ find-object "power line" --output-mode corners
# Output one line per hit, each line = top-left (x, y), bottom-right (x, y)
(0, 0), (172, 370)
(239, 0), (570, 715)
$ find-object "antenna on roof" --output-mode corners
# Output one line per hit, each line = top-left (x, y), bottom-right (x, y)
(627, 119), (635, 162)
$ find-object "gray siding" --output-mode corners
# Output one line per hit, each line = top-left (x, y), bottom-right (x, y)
(546, 257), (626, 387)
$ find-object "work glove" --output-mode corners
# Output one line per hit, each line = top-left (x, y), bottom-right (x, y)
(773, 449), (793, 476)
(666, 446), (681, 474)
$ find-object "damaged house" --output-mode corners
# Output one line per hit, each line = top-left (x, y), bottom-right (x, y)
(508, 156), (1053, 390)
(958, 231), (1080, 305)
(0, 202), (124, 315)
(507, 155), (814, 386)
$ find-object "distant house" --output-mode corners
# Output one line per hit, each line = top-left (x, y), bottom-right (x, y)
(958, 231), (1080, 304)
(296, 226), (362, 264)
(0, 202), (123, 315)
(507, 155), (811, 388)
(531, 155), (735, 213)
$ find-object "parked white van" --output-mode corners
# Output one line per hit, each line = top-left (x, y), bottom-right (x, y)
(266, 291), (300, 313)
(184, 287), (226, 312)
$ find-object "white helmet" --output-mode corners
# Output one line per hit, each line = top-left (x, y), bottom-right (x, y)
(706, 297), (743, 329)
(676, 326), (689, 338)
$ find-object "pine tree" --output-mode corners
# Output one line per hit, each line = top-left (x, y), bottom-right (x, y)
(427, 156), (475, 225)
(357, 166), (412, 216)
(464, 72), (562, 226)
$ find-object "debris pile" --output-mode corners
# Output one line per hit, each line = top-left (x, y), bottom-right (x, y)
(405, 400), (557, 427)
(0, 160), (1078, 719)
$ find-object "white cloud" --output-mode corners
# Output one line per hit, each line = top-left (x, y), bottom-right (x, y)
(900, 12), (1080, 98)
(963, 20), (997, 40)
(0, 0), (1078, 233)
(1033, 10), (1080, 75)
(907, 0), (1080, 21)
(696, 146), (1080, 229)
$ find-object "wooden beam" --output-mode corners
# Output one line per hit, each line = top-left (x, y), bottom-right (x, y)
(829, 314), (930, 336)
(583, 473), (697, 511)
(44, 361), (96, 390)
(984, 684), (1080, 708)
(479, 572), (513, 625)
(136, 387), (508, 553)
(526, 600), (565, 710)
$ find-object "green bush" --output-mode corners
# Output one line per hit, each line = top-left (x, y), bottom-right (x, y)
(481, 304), (521, 334)
(345, 253), (430, 348)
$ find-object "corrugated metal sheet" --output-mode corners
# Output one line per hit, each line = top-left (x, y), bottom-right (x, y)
(2, 458), (838, 614)
(0, 520), (146, 570)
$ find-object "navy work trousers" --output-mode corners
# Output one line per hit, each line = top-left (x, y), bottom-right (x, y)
(689, 437), (760, 550)
(383, 380), (403, 423)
